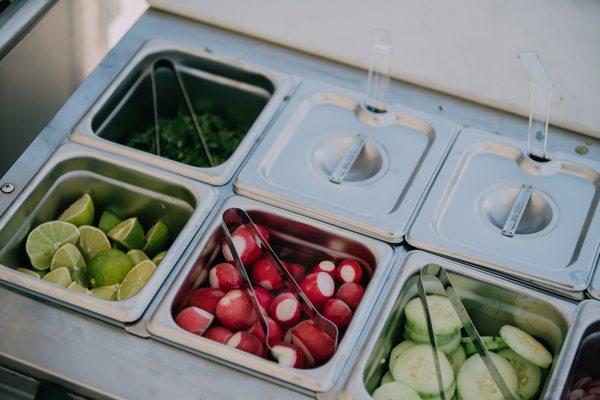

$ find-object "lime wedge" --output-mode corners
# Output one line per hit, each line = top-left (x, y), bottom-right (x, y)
(16, 268), (40, 278)
(117, 260), (156, 301)
(86, 249), (133, 288)
(98, 210), (122, 234)
(67, 282), (89, 294)
(51, 243), (87, 286)
(142, 220), (169, 257)
(58, 193), (95, 227)
(78, 225), (111, 261)
(90, 284), (119, 301)
(42, 267), (72, 287)
(152, 251), (167, 265)
(127, 249), (149, 265)
(26, 221), (80, 270)
(108, 218), (144, 250)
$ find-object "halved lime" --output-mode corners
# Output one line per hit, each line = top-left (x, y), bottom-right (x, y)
(58, 193), (95, 227)
(98, 210), (121, 234)
(16, 268), (40, 278)
(26, 221), (80, 270)
(86, 249), (133, 288)
(117, 260), (156, 301)
(142, 220), (169, 257)
(78, 225), (111, 261)
(108, 218), (144, 250)
(67, 282), (88, 294)
(42, 267), (72, 287)
(127, 249), (149, 265)
(51, 243), (87, 285)
(90, 284), (119, 301)
(152, 251), (167, 265)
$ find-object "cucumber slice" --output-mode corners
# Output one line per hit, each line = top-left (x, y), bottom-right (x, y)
(461, 336), (499, 345)
(390, 341), (415, 370)
(456, 353), (518, 400)
(391, 344), (455, 398)
(447, 345), (467, 375)
(403, 325), (459, 346)
(373, 381), (421, 400)
(381, 371), (395, 385)
(422, 382), (456, 400)
(463, 337), (507, 355)
(498, 349), (542, 400)
(404, 295), (462, 336)
(499, 325), (553, 368)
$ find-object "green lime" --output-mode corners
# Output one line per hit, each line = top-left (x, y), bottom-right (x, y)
(26, 221), (80, 270)
(142, 220), (169, 257)
(42, 267), (72, 287)
(16, 268), (40, 278)
(78, 225), (111, 260)
(117, 260), (156, 301)
(152, 251), (167, 265)
(67, 282), (89, 294)
(51, 243), (87, 286)
(108, 218), (144, 251)
(58, 193), (95, 227)
(90, 284), (119, 301)
(127, 249), (149, 265)
(98, 210), (122, 234)
(86, 249), (134, 288)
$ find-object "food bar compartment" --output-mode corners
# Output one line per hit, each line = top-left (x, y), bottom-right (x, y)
(407, 128), (600, 299)
(235, 79), (458, 243)
(71, 39), (292, 186)
(0, 143), (217, 323)
(147, 195), (395, 392)
(341, 250), (575, 400)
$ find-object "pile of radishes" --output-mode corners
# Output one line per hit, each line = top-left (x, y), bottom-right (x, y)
(174, 223), (368, 369)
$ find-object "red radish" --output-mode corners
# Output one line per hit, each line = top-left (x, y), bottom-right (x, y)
(336, 259), (363, 284)
(189, 287), (225, 314)
(311, 260), (336, 277)
(221, 224), (269, 264)
(209, 263), (243, 291)
(247, 317), (284, 346)
(251, 257), (284, 291)
(336, 282), (365, 310)
(204, 326), (234, 344)
(271, 342), (306, 368)
(289, 320), (336, 366)
(287, 262), (306, 282)
(226, 331), (264, 356)
(216, 290), (258, 330)
(322, 299), (353, 329)
(248, 286), (273, 311)
(175, 307), (213, 336)
(299, 272), (335, 308)
(270, 292), (302, 328)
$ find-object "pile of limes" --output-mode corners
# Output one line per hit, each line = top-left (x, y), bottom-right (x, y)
(18, 193), (170, 301)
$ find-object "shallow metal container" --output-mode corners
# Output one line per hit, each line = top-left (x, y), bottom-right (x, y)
(71, 39), (293, 186)
(147, 195), (395, 393)
(0, 143), (218, 323)
(235, 80), (458, 243)
(407, 128), (600, 299)
(339, 250), (576, 400)
(545, 300), (600, 399)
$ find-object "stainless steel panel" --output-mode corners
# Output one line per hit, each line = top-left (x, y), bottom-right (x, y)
(407, 128), (600, 299)
(0, 143), (218, 323)
(587, 257), (600, 300)
(235, 80), (458, 243)
(148, 195), (396, 393)
(340, 250), (576, 400)
(71, 39), (293, 186)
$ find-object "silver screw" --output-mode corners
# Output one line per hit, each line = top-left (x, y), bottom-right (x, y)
(1, 183), (14, 194)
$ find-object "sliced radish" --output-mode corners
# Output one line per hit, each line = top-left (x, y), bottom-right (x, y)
(287, 262), (307, 282)
(289, 320), (336, 366)
(221, 224), (269, 264)
(336, 259), (363, 284)
(299, 272), (335, 308)
(271, 342), (306, 369)
(251, 257), (284, 291)
(226, 331), (264, 356)
(336, 282), (365, 310)
(269, 292), (302, 328)
(175, 307), (214, 336)
(311, 260), (336, 277)
(215, 290), (258, 330)
(322, 299), (353, 329)
(203, 326), (234, 344)
(248, 286), (273, 312)
(208, 263), (243, 291)
(188, 287), (226, 314)
(247, 317), (284, 346)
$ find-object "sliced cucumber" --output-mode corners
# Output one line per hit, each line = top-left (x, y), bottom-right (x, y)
(456, 353), (518, 400)
(389, 341), (415, 370)
(463, 337), (507, 355)
(498, 349), (542, 400)
(421, 382), (456, 400)
(391, 344), (455, 398)
(404, 295), (462, 336)
(499, 325), (553, 368)
(373, 381), (421, 400)
(381, 371), (395, 385)
(447, 345), (466, 376)
(403, 324), (459, 346)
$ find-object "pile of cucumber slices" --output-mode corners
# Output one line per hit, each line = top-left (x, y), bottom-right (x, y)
(373, 295), (553, 400)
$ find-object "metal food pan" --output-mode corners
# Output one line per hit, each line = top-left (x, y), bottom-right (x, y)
(545, 300), (600, 399)
(147, 195), (396, 393)
(407, 127), (600, 299)
(235, 79), (458, 243)
(0, 143), (218, 323)
(340, 250), (575, 400)
(71, 39), (293, 186)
